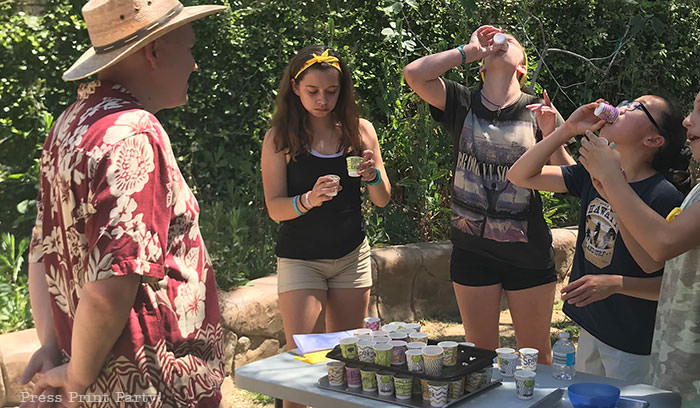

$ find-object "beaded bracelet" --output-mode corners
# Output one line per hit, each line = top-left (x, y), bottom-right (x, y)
(455, 44), (466, 66)
(367, 168), (382, 186)
(292, 195), (305, 216)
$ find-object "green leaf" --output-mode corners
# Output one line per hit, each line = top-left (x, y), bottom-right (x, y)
(459, 0), (477, 13)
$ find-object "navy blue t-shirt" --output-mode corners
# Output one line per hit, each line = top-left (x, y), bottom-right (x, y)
(561, 164), (683, 355)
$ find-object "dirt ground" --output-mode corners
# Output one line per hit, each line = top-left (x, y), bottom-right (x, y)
(223, 282), (576, 408)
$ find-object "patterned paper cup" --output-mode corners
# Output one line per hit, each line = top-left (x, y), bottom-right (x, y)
(428, 381), (449, 407)
(465, 369), (489, 392)
(339, 337), (358, 360)
(353, 328), (372, 336)
(389, 330), (409, 342)
(514, 369), (536, 400)
(422, 345), (444, 377)
(373, 343), (393, 367)
(406, 349), (424, 373)
(363, 317), (381, 331)
(393, 375), (413, 400)
(323, 174), (340, 196)
(407, 341), (426, 351)
(404, 322), (422, 333)
(420, 378), (431, 401)
(518, 347), (539, 371)
(346, 156), (362, 177)
(447, 377), (465, 401)
(360, 369), (377, 392)
(499, 353), (518, 377)
(327, 361), (345, 386)
(438, 341), (458, 366)
(376, 371), (394, 396)
(409, 331), (429, 344)
(390, 340), (407, 366)
(495, 347), (515, 370)
(345, 365), (361, 388)
(357, 339), (376, 363)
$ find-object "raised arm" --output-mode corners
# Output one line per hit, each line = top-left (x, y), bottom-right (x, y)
(403, 25), (503, 110)
(580, 134), (700, 261)
(508, 102), (604, 192)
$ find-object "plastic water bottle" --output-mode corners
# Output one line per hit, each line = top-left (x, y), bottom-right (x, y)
(552, 331), (576, 380)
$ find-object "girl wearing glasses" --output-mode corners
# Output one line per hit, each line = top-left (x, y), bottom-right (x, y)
(404, 25), (574, 363)
(576, 92), (699, 407)
(507, 95), (687, 382)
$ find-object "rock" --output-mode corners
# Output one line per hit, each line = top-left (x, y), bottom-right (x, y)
(236, 336), (252, 355)
(234, 338), (281, 371)
(0, 329), (40, 406)
(223, 329), (238, 377)
(552, 228), (578, 282)
(218, 275), (284, 342)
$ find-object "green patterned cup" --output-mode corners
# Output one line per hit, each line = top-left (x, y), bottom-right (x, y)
(438, 341), (458, 366)
(376, 371), (394, 396)
(346, 156), (362, 177)
(360, 369), (377, 392)
(447, 377), (465, 401)
(393, 375), (413, 400)
(373, 343), (392, 367)
(339, 337), (358, 359)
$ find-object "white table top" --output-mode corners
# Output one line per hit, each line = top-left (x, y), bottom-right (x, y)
(235, 352), (681, 408)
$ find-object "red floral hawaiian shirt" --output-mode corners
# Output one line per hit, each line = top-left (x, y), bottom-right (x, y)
(29, 80), (224, 407)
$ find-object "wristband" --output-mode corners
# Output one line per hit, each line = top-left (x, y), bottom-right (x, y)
(455, 44), (466, 66)
(292, 195), (304, 216)
(304, 192), (312, 209)
(367, 168), (382, 186)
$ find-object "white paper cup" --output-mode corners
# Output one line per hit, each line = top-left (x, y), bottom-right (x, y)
(323, 174), (340, 196)
(422, 345), (444, 377)
(405, 349), (424, 373)
(407, 341), (426, 350)
(496, 347), (515, 369)
(499, 353), (518, 377)
(428, 381), (448, 407)
(514, 369), (536, 399)
(376, 371), (395, 396)
(353, 328), (372, 336)
(518, 347), (539, 371)
(404, 322), (422, 333)
(327, 361), (345, 386)
(437, 341), (458, 367)
(409, 331), (429, 344)
(346, 156), (362, 177)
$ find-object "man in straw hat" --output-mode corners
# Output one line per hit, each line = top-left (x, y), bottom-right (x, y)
(18, 1), (227, 406)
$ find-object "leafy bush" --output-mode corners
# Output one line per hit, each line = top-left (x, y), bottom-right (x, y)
(0, 233), (32, 332)
(1, 0), (699, 293)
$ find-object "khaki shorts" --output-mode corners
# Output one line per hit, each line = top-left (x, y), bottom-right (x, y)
(277, 238), (373, 293)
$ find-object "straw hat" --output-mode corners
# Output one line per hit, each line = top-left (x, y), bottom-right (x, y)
(63, 0), (226, 81)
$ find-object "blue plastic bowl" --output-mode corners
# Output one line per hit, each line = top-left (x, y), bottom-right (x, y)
(568, 383), (621, 408)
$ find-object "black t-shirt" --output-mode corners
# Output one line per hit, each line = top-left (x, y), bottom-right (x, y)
(562, 164), (683, 355)
(275, 150), (365, 260)
(430, 79), (559, 269)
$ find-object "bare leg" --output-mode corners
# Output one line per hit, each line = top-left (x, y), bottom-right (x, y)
(452, 282), (502, 350)
(506, 282), (556, 365)
(325, 287), (370, 333)
(278, 289), (327, 408)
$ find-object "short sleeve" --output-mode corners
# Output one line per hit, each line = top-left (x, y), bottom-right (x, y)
(28, 198), (44, 264)
(84, 126), (172, 283)
(429, 79), (472, 137)
(561, 164), (587, 197)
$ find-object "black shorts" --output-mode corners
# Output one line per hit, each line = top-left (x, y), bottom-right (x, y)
(450, 246), (557, 291)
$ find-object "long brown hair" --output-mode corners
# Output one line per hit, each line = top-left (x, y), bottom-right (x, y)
(270, 45), (362, 159)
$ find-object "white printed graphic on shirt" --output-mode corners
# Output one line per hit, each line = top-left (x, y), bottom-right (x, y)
(583, 198), (618, 269)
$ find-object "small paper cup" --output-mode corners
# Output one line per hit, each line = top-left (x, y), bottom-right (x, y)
(376, 371), (395, 396)
(409, 331), (429, 344)
(339, 337), (358, 359)
(393, 375), (413, 400)
(437, 341), (458, 367)
(519, 347), (539, 371)
(327, 361), (346, 386)
(346, 156), (362, 177)
(373, 343), (393, 366)
(323, 174), (340, 196)
(514, 369), (536, 399)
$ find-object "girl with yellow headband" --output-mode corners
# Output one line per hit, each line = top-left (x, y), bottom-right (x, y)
(261, 46), (390, 408)
(403, 25), (574, 364)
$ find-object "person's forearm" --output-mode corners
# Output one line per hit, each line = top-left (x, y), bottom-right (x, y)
(618, 275), (663, 301)
(549, 145), (576, 166)
(507, 125), (572, 187)
(404, 44), (479, 86)
(367, 169), (390, 207)
(619, 223), (664, 274)
(28, 262), (58, 347)
(266, 195), (308, 222)
(66, 274), (140, 388)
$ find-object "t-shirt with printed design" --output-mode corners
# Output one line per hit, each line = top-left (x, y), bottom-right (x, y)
(29, 80), (224, 407)
(430, 79), (560, 269)
(649, 182), (700, 403)
(562, 164), (682, 355)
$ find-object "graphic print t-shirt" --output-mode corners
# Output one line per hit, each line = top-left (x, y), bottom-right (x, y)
(562, 164), (683, 355)
(430, 79), (559, 269)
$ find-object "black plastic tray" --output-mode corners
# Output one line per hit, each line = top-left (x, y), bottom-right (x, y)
(325, 340), (496, 381)
(318, 375), (501, 408)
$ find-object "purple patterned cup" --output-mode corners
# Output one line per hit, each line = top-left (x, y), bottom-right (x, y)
(346, 365), (361, 388)
(364, 317), (381, 331)
(390, 340), (408, 366)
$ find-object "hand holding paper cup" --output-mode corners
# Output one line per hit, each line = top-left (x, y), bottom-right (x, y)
(346, 156), (362, 177)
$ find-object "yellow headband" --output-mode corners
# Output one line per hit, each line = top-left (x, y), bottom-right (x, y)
(293, 50), (342, 79)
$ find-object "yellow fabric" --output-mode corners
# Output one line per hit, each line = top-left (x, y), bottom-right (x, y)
(293, 349), (332, 364)
(666, 207), (682, 222)
(293, 49), (342, 79)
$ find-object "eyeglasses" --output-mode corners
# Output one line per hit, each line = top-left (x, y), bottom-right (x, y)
(616, 100), (662, 133)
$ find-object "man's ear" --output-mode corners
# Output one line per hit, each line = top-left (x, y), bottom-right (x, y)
(142, 41), (158, 69)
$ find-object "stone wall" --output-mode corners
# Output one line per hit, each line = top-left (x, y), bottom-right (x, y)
(0, 230), (576, 406)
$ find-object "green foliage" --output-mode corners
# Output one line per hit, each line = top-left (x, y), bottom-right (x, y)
(1, 0), (699, 293)
(0, 233), (32, 333)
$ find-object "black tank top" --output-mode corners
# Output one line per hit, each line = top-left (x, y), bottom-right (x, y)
(275, 149), (366, 259)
